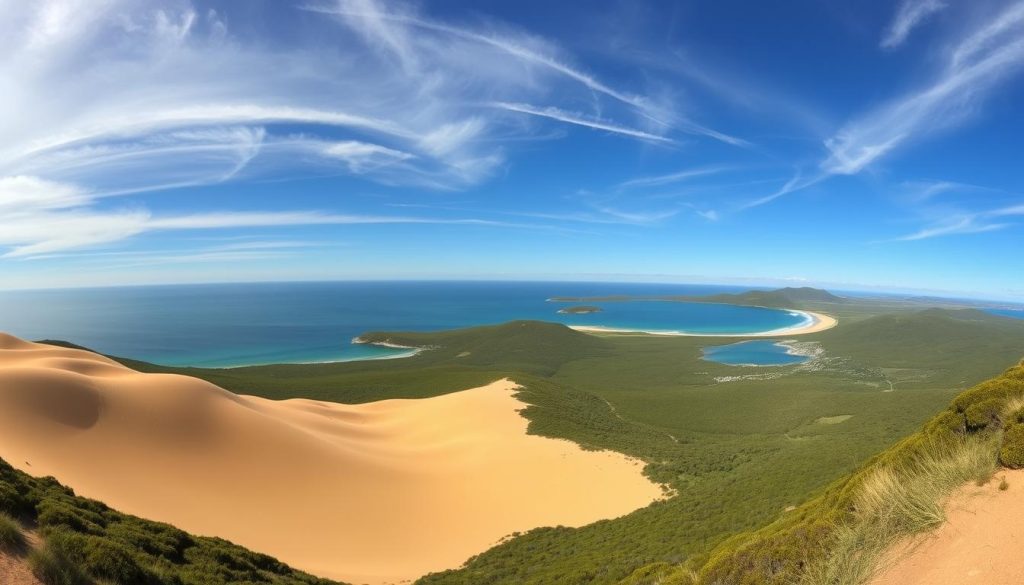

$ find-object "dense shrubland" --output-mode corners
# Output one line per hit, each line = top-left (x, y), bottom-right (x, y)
(626, 361), (1024, 585)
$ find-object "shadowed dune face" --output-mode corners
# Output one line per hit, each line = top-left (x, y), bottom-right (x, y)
(0, 335), (661, 584)
(0, 368), (102, 429)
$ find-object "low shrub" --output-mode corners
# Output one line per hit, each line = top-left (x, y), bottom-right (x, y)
(964, 397), (1005, 429)
(0, 483), (29, 516)
(952, 377), (1024, 413)
(82, 537), (150, 583)
(0, 512), (26, 552)
(37, 501), (105, 534)
(1000, 424), (1024, 468)
(926, 410), (966, 436)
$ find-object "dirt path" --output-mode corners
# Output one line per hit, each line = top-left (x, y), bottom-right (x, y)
(0, 551), (43, 585)
(869, 469), (1024, 585)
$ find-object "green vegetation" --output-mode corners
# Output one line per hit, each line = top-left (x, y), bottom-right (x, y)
(635, 360), (1024, 585)
(688, 286), (846, 308)
(0, 511), (26, 552)
(41, 302), (1024, 585)
(28, 540), (89, 585)
(0, 459), (341, 585)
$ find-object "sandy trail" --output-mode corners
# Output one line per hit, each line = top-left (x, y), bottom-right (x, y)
(0, 334), (660, 584)
(0, 552), (42, 585)
(869, 469), (1024, 585)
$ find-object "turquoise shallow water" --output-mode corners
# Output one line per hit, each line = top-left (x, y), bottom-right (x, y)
(702, 340), (810, 366)
(0, 281), (810, 367)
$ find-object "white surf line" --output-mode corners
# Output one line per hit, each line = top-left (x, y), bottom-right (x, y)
(569, 309), (837, 338)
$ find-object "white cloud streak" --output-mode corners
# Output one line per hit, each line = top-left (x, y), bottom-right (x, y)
(741, 172), (827, 210)
(308, 0), (670, 123)
(1, 0), (695, 259)
(0, 174), (560, 258)
(881, 0), (947, 49)
(492, 102), (675, 143)
(616, 166), (728, 190)
(824, 1), (1024, 175)
(893, 202), (1024, 241)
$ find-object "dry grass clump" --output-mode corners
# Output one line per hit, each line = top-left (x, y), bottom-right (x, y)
(0, 511), (27, 552)
(799, 437), (999, 585)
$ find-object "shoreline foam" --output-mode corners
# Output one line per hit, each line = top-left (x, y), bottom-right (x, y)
(569, 309), (837, 337)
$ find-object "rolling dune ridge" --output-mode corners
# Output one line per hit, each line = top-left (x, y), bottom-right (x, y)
(0, 334), (660, 584)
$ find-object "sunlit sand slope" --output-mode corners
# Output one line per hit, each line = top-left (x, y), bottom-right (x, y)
(0, 333), (660, 584)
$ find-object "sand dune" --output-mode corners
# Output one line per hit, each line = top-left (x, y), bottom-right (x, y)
(870, 470), (1024, 585)
(0, 334), (660, 584)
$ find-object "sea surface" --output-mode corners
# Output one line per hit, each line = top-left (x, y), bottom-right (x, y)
(0, 281), (810, 367)
(990, 308), (1024, 321)
(702, 340), (810, 367)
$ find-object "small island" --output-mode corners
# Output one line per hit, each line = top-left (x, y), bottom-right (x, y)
(558, 305), (603, 315)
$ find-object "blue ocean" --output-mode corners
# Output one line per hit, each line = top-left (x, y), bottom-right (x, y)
(0, 281), (809, 367)
(990, 309), (1024, 321)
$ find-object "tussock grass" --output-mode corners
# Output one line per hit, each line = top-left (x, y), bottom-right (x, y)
(0, 511), (27, 552)
(799, 437), (999, 585)
(28, 541), (89, 585)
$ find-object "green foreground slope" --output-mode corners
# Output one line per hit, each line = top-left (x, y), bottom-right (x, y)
(41, 305), (1024, 584)
(0, 459), (340, 585)
(633, 359), (1024, 585)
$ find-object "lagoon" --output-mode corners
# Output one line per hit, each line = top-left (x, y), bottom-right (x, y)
(702, 340), (811, 367)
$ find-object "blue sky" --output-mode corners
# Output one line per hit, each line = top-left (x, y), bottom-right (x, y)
(2, 0), (1024, 301)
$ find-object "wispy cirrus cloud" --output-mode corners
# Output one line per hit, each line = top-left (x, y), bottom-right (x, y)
(824, 1), (1024, 176)
(0, 175), (556, 258)
(747, 2), (1024, 210)
(491, 102), (675, 144)
(1, 0), (702, 258)
(892, 202), (1024, 241)
(306, 0), (672, 124)
(881, 0), (947, 49)
(616, 166), (728, 190)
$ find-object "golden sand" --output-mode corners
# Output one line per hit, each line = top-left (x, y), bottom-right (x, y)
(0, 334), (660, 584)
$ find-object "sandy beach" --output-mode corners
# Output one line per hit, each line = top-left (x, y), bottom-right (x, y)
(570, 309), (838, 337)
(869, 470), (1024, 585)
(0, 333), (660, 584)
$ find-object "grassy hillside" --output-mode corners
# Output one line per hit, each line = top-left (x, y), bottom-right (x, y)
(0, 459), (340, 585)
(693, 286), (846, 308)
(629, 360), (1024, 585)
(39, 306), (1024, 584)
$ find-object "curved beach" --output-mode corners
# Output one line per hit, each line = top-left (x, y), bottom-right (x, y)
(0, 334), (661, 584)
(570, 309), (837, 337)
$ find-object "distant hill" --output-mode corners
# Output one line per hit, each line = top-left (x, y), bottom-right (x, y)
(549, 287), (845, 308)
(818, 308), (1024, 380)
(693, 286), (845, 308)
